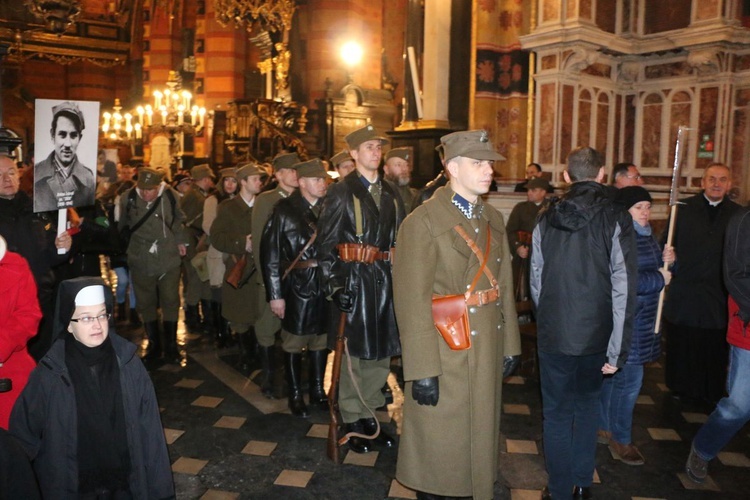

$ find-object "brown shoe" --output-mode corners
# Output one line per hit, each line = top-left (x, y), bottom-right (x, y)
(597, 429), (611, 445)
(609, 439), (645, 466)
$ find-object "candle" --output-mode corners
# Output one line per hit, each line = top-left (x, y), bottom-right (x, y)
(102, 112), (111, 131)
(153, 90), (162, 110)
(136, 106), (144, 125)
(199, 107), (206, 128)
(135, 123), (142, 139)
(177, 105), (184, 125)
(145, 106), (153, 126)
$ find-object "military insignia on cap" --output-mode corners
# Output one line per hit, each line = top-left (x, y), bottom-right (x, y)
(480, 130), (488, 143)
(144, 172), (152, 182)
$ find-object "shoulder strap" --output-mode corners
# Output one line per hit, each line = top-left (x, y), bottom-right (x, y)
(165, 189), (177, 229)
(453, 224), (497, 294)
(281, 225), (318, 281)
(353, 195), (363, 240)
(128, 193), (163, 235)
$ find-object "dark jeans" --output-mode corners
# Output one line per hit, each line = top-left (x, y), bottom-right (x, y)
(539, 350), (605, 499)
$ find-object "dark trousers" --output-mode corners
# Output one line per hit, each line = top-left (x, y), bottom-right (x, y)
(539, 350), (605, 499)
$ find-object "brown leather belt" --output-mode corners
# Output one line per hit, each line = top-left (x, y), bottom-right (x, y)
(290, 259), (318, 270)
(464, 287), (499, 307)
(337, 243), (395, 264)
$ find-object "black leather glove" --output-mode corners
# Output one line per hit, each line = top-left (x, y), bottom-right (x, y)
(502, 355), (521, 379)
(412, 377), (439, 406)
(333, 289), (354, 313)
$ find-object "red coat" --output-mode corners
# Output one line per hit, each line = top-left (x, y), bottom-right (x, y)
(0, 251), (41, 429)
(727, 296), (750, 351)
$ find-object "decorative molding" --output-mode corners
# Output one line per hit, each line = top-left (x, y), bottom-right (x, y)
(687, 48), (721, 75)
(564, 47), (599, 73)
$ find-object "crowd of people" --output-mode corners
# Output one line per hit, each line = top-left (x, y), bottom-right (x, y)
(0, 121), (749, 499)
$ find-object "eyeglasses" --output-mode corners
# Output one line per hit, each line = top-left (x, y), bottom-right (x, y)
(70, 313), (111, 324)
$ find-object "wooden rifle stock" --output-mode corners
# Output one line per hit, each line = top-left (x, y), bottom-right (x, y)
(327, 311), (348, 463)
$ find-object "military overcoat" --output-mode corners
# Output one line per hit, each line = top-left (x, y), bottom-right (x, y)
(393, 185), (521, 499)
(210, 195), (258, 325)
(316, 172), (405, 359)
(260, 190), (325, 335)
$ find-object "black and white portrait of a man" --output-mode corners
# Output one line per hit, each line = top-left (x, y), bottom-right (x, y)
(33, 99), (99, 213)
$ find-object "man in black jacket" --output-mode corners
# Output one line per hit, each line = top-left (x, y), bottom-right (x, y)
(663, 163), (740, 403)
(531, 146), (637, 500)
(0, 141), (72, 360)
(316, 125), (405, 453)
(261, 159), (329, 418)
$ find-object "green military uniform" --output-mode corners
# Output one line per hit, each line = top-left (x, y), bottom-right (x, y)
(118, 183), (187, 323)
(252, 185), (294, 346)
(394, 184), (417, 214)
(393, 184), (521, 499)
(393, 130), (521, 499)
(210, 195), (259, 331)
(180, 168), (213, 307)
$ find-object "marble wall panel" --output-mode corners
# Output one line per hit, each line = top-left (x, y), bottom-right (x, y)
(624, 95), (635, 161)
(541, 55), (557, 70)
(582, 63), (612, 78)
(542, 0), (560, 23)
(730, 107), (747, 183)
(577, 88), (591, 155)
(560, 85), (575, 162)
(698, 87), (719, 169)
(695, 0), (720, 21)
(539, 83), (556, 163)
(669, 91), (692, 169)
(596, 93), (609, 154)
(580, 0), (592, 20)
(645, 62), (692, 80)
(596, 0), (617, 33)
(641, 94), (663, 169)
(644, 3), (691, 34)
(566, 0), (576, 19)
(734, 54), (750, 72)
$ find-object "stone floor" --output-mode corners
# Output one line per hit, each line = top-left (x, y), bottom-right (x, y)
(119, 319), (750, 500)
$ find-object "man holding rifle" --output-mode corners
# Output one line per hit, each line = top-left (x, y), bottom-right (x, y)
(316, 125), (405, 454)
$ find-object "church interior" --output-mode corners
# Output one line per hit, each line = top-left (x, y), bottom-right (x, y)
(2, 1), (750, 498)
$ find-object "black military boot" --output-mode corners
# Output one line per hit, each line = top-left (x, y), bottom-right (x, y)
(163, 321), (181, 364)
(200, 299), (214, 335)
(308, 349), (328, 410)
(361, 417), (396, 448)
(184, 304), (200, 333)
(129, 308), (142, 328)
(212, 301), (228, 348)
(142, 321), (162, 360)
(237, 328), (258, 372)
(284, 352), (310, 417)
(345, 420), (371, 454)
(258, 344), (277, 399)
(116, 303), (127, 323)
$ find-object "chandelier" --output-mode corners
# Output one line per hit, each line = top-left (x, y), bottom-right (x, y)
(214, 0), (296, 34)
(25, 0), (82, 35)
(102, 99), (137, 142)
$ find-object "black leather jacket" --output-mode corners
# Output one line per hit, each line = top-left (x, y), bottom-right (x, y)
(316, 171), (405, 359)
(260, 190), (326, 336)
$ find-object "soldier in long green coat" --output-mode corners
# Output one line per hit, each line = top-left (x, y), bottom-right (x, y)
(210, 164), (265, 356)
(250, 152), (300, 397)
(393, 130), (521, 499)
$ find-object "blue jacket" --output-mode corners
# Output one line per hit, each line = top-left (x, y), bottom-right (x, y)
(626, 229), (665, 365)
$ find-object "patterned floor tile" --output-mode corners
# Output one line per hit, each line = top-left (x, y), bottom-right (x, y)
(717, 451), (750, 467)
(306, 423), (329, 439)
(273, 469), (314, 488)
(191, 396), (224, 408)
(200, 490), (240, 500)
(656, 383), (669, 392)
(677, 472), (720, 491)
(681, 412), (708, 424)
(511, 489), (542, 500)
(174, 378), (204, 389)
(343, 450), (379, 466)
(241, 440), (277, 456)
(636, 395), (655, 405)
(647, 428), (681, 441)
(506, 439), (538, 455)
(158, 363), (182, 373)
(172, 456), (208, 475)
(163, 428), (185, 445)
(213, 416), (246, 429)
(388, 479), (417, 499)
(504, 404), (531, 415)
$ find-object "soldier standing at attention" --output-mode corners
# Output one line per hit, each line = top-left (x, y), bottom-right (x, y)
(180, 164), (215, 334)
(260, 159), (329, 417)
(118, 168), (187, 362)
(250, 152), (300, 397)
(316, 125), (404, 453)
(383, 147), (417, 214)
(210, 164), (265, 374)
(393, 130), (521, 499)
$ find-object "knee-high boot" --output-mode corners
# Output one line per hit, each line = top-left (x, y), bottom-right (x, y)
(212, 301), (228, 348)
(308, 349), (329, 410)
(285, 352), (309, 417)
(163, 321), (181, 364)
(257, 344), (277, 399)
(184, 304), (200, 333)
(142, 321), (162, 360)
(237, 328), (258, 372)
(200, 299), (213, 335)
